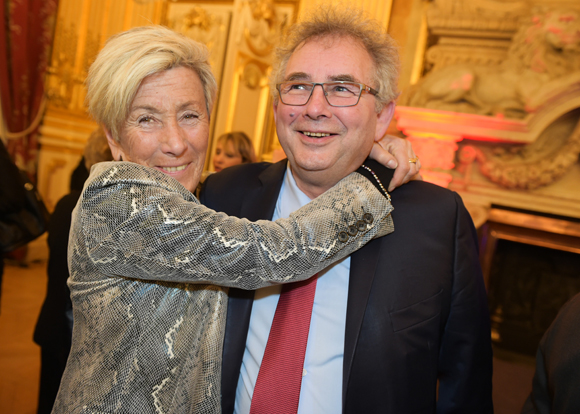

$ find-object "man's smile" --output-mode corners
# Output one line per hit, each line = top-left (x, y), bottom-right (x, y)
(301, 131), (332, 137)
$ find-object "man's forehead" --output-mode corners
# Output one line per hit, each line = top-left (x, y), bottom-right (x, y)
(285, 35), (373, 81)
(284, 71), (358, 83)
(295, 34), (363, 52)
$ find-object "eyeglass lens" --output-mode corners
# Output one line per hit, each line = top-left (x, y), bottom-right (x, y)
(278, 82), (363, 107)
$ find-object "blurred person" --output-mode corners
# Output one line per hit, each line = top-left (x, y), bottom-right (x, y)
(213, 131), (256, 172)
(33, 128), (112, 414)
(522, 292), (580, 414)
(0, 138), (28, 306)
(52, 25), (415, 414)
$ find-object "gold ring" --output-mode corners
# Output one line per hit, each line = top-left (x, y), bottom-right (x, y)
(408, 157), (419, 164)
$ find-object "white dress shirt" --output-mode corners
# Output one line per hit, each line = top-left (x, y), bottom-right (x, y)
(234, 166), (350, 413)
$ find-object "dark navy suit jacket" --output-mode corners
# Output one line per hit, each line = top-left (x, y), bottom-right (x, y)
(200, 159), (493, 414)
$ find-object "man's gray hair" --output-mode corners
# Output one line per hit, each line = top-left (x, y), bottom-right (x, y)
(271, 6), (400, 112)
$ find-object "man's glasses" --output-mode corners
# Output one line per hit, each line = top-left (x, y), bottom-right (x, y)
(276, 81), (379, 107)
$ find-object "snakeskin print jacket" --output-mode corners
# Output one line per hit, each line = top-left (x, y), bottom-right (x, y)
(52, 162), (394, 414)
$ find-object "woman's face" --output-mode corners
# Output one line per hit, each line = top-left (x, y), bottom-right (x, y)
(212, 139), (243, 172)
(105, 66), (209, 193)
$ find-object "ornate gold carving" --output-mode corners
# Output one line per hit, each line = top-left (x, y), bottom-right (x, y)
(242, 61), (264, 90)
(242, 0), (288, 57)
(425, 39), (509, 72)
(427, 0), (529, 35)
(403, 8), (580, 119)
(463, 111), (580, 189)
(165, 4), (231, 85)
(178, 6), (213, 34)
(46, 20), (82, 109)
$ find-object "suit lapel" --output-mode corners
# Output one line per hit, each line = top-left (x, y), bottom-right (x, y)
(239, 160), (287, 221)
(342, 237), (382, 409)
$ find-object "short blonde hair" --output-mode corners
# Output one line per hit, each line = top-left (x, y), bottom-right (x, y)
(86, 25), (217, 141)
(217, 131), (257, 164)
(272, 6), (400, 112)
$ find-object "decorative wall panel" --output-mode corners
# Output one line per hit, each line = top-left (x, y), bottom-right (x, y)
(396, 1), (580, 221)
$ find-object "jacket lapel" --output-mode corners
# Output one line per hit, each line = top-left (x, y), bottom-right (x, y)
(341, 160), (394, 409)
(239, 160), (287, 221)
(342, 236), (382, 410)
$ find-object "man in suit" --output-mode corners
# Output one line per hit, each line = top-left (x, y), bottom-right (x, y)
(201, 6), (493, 413)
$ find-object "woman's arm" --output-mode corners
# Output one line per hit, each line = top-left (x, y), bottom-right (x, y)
(76, 162), (393, 289)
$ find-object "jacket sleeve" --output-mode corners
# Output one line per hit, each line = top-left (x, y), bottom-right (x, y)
(436, 194), (494, 413)
(75, 162), (394, 289)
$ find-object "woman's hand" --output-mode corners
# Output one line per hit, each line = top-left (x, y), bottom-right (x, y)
(369, 135), (422, 191)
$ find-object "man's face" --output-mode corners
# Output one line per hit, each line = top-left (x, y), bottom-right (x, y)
(273, 36), (394, 193)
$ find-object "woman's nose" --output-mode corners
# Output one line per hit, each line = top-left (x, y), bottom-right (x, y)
(161, 122), (188, 156)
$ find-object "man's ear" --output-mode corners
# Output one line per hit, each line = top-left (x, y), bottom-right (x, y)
(103, 128), (124, 161)
(374, 101), (396, 142)
(272, 100), (279, 124)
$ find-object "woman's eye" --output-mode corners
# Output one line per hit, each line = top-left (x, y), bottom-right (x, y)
(183, 113), (199, 120)
(138, 116), (153, 124)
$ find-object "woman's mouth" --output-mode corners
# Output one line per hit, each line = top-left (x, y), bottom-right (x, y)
(159, 164), (188, 173)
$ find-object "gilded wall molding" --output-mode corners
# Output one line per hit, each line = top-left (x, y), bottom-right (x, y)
(426, 0), (529, 36)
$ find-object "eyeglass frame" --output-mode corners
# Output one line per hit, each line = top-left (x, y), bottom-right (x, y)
(275, 81), (379, 107)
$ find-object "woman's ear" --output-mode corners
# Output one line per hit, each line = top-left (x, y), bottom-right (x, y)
(103, 128), (124, 161)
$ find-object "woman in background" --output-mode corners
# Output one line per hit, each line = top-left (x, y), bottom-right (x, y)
(212, 131), (256, 172)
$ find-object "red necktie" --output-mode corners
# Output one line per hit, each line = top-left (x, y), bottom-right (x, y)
(249, 276), (318, 414)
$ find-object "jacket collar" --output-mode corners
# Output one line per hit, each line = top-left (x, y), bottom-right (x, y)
(239, 160), (287, 221)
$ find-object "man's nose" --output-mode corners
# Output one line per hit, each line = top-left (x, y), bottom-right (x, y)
(304, 84), (332, 118)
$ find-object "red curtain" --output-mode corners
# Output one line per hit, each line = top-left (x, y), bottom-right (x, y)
(0, 0), (59, 181)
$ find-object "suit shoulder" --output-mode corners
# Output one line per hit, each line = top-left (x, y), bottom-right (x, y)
(200, 162), (275, 209)
(367, 161), (459, 206)
(205, 162), (271, 187)
(392, 179), (459, 203)
(202, 162), (271, 196)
